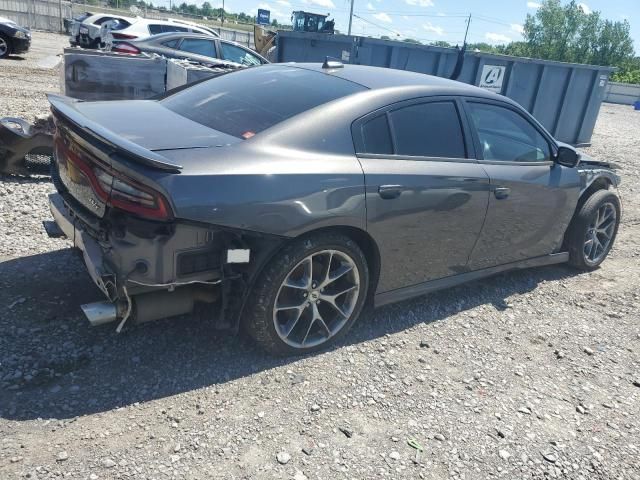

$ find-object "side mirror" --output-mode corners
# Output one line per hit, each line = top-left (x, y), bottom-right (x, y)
(556, 146), (580, 168)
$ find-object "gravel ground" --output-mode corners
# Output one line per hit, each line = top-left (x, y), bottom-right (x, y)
(1, 36), (640, 480)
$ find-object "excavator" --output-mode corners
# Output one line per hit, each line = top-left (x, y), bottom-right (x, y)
(254, 11), (335, 60)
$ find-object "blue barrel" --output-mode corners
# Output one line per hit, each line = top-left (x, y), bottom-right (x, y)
(634, 100), (640, 111)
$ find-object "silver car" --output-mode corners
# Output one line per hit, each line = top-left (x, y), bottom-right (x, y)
(45, 62), (621, 355)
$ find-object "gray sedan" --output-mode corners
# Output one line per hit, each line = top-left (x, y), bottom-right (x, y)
(109, 31), (268, 67)
(45, 63), (621, 355)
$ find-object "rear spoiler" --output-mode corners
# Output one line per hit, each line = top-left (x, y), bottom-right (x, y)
(47, 94), (182, 173)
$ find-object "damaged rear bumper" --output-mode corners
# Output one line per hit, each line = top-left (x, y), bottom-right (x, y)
(46, 193), (276, 332)
(47, 192), (224, 329)
(49, 193), (117, 299)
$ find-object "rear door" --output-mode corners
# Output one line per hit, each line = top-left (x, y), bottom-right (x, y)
(462, 99), (580, 269)
(355, 97), (490, 293)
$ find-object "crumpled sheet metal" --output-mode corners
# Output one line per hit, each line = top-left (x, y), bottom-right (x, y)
(0, 117), (54, 176)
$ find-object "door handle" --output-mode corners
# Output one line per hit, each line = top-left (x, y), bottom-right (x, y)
(494, 187), (511, 199)
(378, 185), (403, 200)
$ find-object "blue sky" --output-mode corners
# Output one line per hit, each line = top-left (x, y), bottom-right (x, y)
(163, 0), (640, 52)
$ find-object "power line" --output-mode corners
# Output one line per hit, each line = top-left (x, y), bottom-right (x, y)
(352, 13), (402, 37)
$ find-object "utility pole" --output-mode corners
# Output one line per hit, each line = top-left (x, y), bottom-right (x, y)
(347, 0), (354, 36)
(222, 0), (225, 26)
(463, 13), (471, 45)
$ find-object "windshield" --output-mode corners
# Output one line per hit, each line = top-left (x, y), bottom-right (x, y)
(161, 65), (366, 139)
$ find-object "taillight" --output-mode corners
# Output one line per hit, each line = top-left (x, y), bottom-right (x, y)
(112, 42), (140, 55)
(93, 166), (171, 219)
(111, 32), (138, 39)
(55, 134), (172, 220)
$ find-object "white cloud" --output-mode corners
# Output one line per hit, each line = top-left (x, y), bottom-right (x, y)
(405, 0), (434, 7)
(510, 23), (524, 34)
(577, 2), (591, 14)
(304, 0), (335, 9)
(367, 2), (375, 10)
(373, 12), (392, 23)
(526, 1), (541, 8)
(423, 22), (444, 36)
(276, 0), (291, 5)
(402, 15), (409, 20)
(437, 12), (446, 16)
(485, 32), (511, 44)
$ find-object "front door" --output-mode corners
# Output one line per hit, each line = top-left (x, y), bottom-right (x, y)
(354, 98), (491, 293)
(463, 100), (580, 269)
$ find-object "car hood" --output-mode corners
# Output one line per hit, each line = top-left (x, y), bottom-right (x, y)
(1, 17), (29, 33)
(69, 99), (239, 151)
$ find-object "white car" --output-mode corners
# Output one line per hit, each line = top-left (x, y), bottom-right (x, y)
(103, 17), (219, 50)
(69, 13), (135, 49)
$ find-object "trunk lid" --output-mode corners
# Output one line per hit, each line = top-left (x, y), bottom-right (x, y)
(49, 94), (239, 218)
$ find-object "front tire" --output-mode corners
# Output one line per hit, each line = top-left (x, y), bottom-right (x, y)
(244, 233), (369, 355)
(0, 33), (12, 59)
(566, 189), (620, 270)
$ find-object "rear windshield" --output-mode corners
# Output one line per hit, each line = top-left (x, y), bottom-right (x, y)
(161, 65), (366, 139)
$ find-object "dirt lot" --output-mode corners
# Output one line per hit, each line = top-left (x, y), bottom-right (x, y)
(1, 32), (639, 480)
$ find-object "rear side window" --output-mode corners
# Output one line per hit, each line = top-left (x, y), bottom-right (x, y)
(466, 102), (551, 162)
(179, 38), (216, 57)
(389, 101), (466, 158)
(162, 66), (366, 138)
(361, 115), (393, 155)
(149, 24), (188, 34)
(163, 39), (180, 48)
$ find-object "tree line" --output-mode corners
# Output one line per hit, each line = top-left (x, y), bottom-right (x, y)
(101, 0), (288, 28)
(389, 0), (639, 84)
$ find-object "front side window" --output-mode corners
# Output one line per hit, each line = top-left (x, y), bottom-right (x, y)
(388, 101), (466, 158)
(220, 42), (263, 66)
(467, 102), (551, 162)
(179, 38), (216, 58)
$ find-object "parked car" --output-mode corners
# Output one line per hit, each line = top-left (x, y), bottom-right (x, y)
(103, 17), (219, 50)
(64, 11), (92, 36)
(46, 63), (621, 355)
(0, 16), (31, 59)
(111, 32), (267, 66)
(69, 13), (134, 49)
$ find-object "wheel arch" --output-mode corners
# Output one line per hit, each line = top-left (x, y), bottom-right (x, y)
(233, 224), (381, 330)
(577, 175), (614, 213)
(562, 175), (615, 250)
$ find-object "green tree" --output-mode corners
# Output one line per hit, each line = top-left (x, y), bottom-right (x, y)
(201, 1), (213, 17)
(431, 40), (452, 48)
(522, 0), (634, 66)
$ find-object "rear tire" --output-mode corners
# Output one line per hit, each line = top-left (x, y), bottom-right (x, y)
(0, 33), (12, 59)
(566, 189), (620, 270)
(243, 233), (369, 356)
